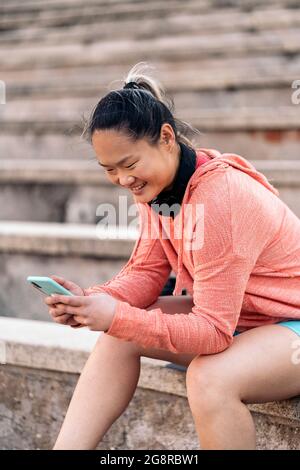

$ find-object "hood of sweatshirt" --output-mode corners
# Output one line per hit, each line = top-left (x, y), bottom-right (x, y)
(171, 147), (280, 296)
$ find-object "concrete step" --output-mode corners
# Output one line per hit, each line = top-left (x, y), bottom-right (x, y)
(0, 159), (137, 224)
(1, 0), (298, 32)
(1, 0), (299, 31)
(1, 128), (300, 162)
(2, 55), (300, 99)
(0, 316), (299, 449)
(3, 53), (300, 97)
(1, 99), (299, 131)
(1, 6), (299, 46)
(0, 220), (139, 320)
(0, 132), (94, 160)
(0, 159), (299, 223)
(1, 0), (298, 12)
(0, 0), (222, 33)
(1, 27), (300, 71)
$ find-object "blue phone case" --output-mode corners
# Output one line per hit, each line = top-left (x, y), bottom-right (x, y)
(27, 276), (74, 296)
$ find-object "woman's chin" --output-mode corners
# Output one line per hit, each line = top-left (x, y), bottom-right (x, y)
(131, 185), (161, 203)
(133, 193), (151, 203)
(130, 183), (150, 201)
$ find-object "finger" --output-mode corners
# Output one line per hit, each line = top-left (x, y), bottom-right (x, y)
(50, 295), (85, 307)
(45, 296), (57, 305)
(65, 316), (81, 326)
(49, 304), (68, 317)
(70, 324), (85, 329)
(68, 320), (82, 327)
(73, 315), (87, 325)
(50, 305), (82, 317)
(50, 275), (67, 285)
(50, 275), (78, 292)
(53, 314), (72, 325)
(49, 308), (70, 318)
(49, 308), (60, 318)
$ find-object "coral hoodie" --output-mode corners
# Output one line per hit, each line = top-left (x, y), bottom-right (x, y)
(84, 148), (300, 355)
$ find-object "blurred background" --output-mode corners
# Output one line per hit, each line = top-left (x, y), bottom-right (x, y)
(0, 0), (300, 321)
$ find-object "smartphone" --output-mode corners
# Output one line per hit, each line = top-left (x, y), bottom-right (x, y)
(27, 276), (74, 296)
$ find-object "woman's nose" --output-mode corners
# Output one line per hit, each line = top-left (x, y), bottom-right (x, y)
(119, 175), (135, 187)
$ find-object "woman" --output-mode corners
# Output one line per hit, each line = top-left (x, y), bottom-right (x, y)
(45, 62), (300, 450)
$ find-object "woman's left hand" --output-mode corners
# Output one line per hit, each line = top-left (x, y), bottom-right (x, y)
(46, 293), (117, 331)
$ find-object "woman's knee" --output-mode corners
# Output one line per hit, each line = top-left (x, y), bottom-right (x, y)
(186, 356), (236, 410)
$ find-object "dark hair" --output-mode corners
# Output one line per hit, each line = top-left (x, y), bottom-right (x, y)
(82, 61), (202, 149)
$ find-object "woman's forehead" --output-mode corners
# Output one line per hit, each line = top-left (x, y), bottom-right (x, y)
(92, 131), (149, 157)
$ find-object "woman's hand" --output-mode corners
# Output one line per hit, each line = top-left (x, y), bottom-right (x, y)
(44, 275), (85, 328)
(45, 291), (117, 332)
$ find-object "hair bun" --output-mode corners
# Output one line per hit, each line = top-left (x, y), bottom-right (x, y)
(123, 81), (140, 90)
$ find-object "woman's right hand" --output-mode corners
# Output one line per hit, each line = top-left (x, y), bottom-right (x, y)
(44, 275), (85, 328)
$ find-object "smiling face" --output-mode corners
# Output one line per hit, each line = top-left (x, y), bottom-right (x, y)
(92, 123), (181, 203)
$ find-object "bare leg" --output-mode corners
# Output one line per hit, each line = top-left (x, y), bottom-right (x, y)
(187, 388), (256, 450)
(53, 296), (196, 450)
(186, 324), (300, 450)
(53, 333), (141, 450)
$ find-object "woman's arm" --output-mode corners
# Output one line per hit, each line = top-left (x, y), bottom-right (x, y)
(84, 203), (172, 309)
(104, 171), (270, 355)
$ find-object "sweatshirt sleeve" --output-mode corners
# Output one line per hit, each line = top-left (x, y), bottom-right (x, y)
(105, 170), (267, 355)
(83, 203), (172, 309)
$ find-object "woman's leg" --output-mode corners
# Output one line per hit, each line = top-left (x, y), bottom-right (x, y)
(186, 323), (300, 450)
(53, 295), (197, 450)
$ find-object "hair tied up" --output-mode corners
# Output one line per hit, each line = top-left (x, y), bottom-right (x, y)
(81, 61), (203, 149)
(123, 81), (140, 90)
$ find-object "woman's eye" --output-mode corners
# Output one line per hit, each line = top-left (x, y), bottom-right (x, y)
(106, 162), (136, 172)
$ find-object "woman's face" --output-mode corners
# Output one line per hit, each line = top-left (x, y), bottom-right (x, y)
(92, 124), (181, 203)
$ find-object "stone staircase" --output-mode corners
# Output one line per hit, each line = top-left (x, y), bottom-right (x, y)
(1, 0), (300, 161)
(0, 0), (300, 450)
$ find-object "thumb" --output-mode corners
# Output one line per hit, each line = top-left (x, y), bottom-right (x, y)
(50, 274), (83, 296)
(50, 275), (67, 286)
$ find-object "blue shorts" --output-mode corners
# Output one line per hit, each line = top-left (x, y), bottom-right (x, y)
(234, 320), (300, 337)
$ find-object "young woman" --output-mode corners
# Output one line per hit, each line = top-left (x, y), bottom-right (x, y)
(45, 62), (300, 450)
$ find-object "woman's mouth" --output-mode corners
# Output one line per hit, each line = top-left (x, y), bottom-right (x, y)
(131, 182), (147, 194)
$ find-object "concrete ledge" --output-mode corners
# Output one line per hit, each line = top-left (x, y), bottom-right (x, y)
(0, 317), (299, 449)
(0, 317), (299, 422)
(250, 160), (300, 186)
(0, 317), (181, 392)
(0, 221), (137, 258)
(0, 159), (108, 185)
(0, 160), (138, 224)
(0, 317), (99, 374)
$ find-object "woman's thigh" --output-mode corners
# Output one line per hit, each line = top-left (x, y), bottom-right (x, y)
(188, 323), (300, 404)
(136, 295), (197, 367)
